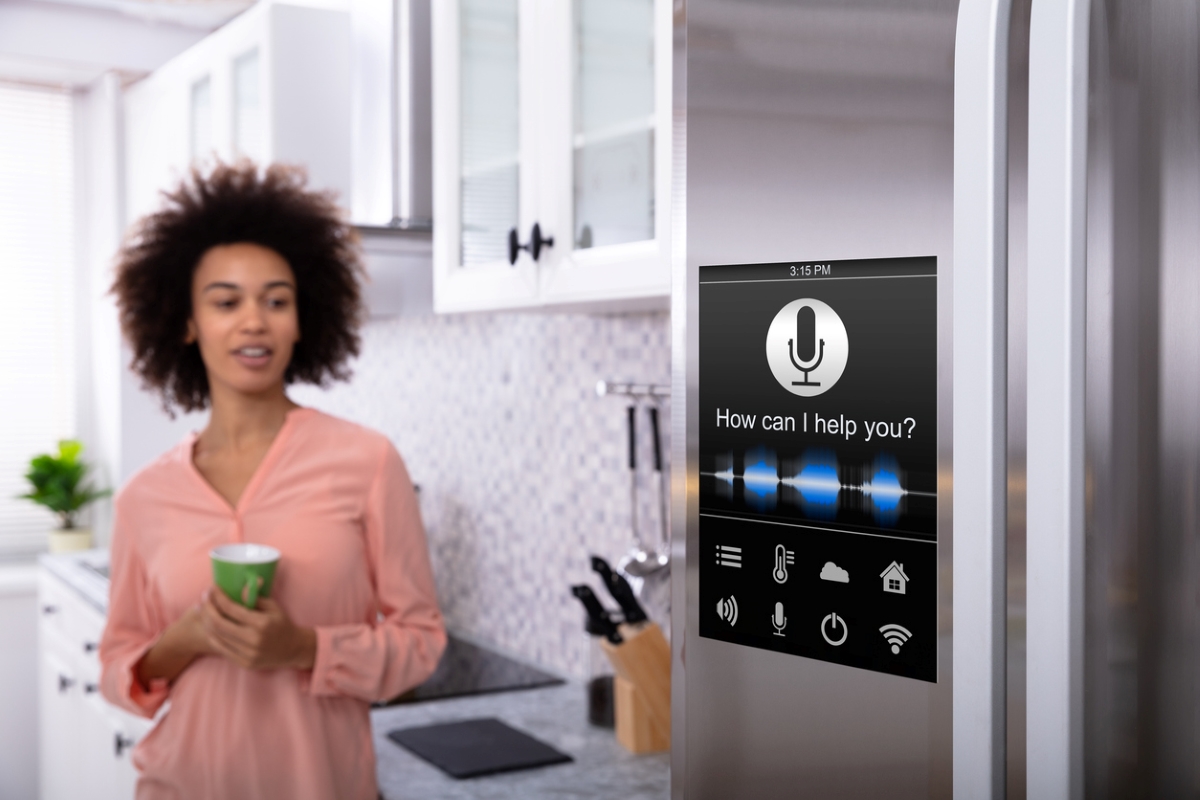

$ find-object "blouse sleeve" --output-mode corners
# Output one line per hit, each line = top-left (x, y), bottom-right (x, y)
(98, 493), (171, 718)
(308, 442), (447, 702)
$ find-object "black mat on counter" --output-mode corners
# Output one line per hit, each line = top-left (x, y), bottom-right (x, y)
(386, 717), (573, 779)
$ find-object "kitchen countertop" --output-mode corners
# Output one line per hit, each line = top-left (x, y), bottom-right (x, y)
(41, 550), (670, 798)
(372, 682), (669, 800)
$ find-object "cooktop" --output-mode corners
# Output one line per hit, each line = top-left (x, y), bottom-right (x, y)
(378, 636), (564, 706)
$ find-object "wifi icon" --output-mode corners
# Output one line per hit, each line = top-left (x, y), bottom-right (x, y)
(879, 624), (912, 654)
(717, 596), (739, 626)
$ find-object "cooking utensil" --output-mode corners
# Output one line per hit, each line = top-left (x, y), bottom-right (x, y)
(570, 585), (623, 644)
(619, 404), (669, 580)
(648, 404), (669, 556)
(590, 556), (649, 625)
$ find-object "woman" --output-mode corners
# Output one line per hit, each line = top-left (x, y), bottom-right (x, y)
(99, 162), (446, 800)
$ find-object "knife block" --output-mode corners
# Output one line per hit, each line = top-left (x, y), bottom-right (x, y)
(601, 622), (670, 754)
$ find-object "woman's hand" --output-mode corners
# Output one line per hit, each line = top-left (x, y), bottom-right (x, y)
(136, 604), (216, 687)
(200, 589), (317, 671)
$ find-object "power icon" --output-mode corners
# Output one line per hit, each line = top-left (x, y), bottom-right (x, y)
(821, 612), (848, 646)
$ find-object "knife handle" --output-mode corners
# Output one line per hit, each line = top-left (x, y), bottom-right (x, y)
(590, 556), (649, 625)
(571, 585), (623, 644)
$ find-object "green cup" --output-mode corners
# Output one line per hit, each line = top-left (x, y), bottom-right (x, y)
(210, 543), (280, 609)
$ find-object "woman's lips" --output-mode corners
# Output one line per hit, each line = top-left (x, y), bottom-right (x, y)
(232, 348), (272, 369)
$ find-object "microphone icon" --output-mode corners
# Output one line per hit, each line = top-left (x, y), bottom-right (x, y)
(788, 305), (824, 386)
(772, 602), (787, 637)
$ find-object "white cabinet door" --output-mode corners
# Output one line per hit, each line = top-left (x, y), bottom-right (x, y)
(39, 649), (83, 800)
(432, 0), (540, 312)
(125, 4), (352, 225)
(39, 570), (152, 800)
(432, 0), (671, 313)
(536, 0), (672, 308)
(78, 693), (141, 800)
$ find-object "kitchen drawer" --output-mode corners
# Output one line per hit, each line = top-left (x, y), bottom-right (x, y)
(39, 572), (106, 673)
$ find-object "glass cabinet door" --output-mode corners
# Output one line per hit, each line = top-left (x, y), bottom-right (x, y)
(190, 76), (212, 165)
(572, 0), (655, 252)
(233, 49), (265, 165)
(459, 0), (520, 268)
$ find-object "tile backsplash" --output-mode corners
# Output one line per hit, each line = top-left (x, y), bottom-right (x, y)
(291, 310), (671, 678)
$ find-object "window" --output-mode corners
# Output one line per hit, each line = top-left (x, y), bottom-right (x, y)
(0, 83), (76, 553)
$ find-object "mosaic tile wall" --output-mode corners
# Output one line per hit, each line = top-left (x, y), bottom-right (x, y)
(290, 310), (671, 679)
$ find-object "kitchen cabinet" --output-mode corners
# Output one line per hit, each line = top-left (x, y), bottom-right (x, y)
(38, 568), (150, 800)
(431, 0), (672, 313)
(124, 2), (352, 224)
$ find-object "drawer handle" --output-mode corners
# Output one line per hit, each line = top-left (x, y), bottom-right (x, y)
(83, 642), (98, 654)
(114, 733), (135, 758)
(57, 675), (76, 694)
(84, 683), (99, 694)
(42, 605), (59, 615)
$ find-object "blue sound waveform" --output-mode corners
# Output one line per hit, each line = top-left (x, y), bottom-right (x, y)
(792, 464), (840, 505)
(742, 447), (778, 511)
(863, 456), (905, 523)
(863, 470), (903, 511)
(705, 448), (911, 524)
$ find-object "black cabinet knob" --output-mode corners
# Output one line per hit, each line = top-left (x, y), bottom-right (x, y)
(84, 683), (99, 694)
(83, 641), (98, 654)
(57, 674), (75, 694)
(507, 223), (555, 265)
(41, 605), (59, 615)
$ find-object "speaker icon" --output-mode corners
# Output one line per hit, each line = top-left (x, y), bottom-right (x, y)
(716, 596), (739, 626)
(879, 623), (912, 654)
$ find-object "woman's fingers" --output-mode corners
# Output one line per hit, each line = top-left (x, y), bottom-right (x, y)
(200, 588), (305, 670)
(210, 587), (262, 625)
(202, 594), (263, 650)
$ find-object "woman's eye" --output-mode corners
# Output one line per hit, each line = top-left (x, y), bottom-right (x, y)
(267, 297), (291, 309)
(215, 299), (237, 309)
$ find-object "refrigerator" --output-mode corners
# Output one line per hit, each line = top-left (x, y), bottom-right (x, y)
(669, 0), (1200, 797)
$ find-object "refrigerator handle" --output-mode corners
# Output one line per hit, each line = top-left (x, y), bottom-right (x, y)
(952, 0), (1012, 797)
(1026, 0), (1091, 798)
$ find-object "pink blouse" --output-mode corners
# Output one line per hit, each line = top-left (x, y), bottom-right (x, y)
(99, 408), (446, 800)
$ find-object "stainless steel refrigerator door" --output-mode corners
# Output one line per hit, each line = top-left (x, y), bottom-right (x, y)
(673, 1), (959, 796)
(1029, 0), (1200, 796)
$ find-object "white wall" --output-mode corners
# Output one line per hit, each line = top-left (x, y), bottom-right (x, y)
(0, 565), (39, 800)
(75, 72), (207, 545)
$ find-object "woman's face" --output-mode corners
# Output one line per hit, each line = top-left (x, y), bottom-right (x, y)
(186, 243), (300, 400)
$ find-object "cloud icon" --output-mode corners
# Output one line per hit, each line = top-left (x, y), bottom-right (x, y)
(820, 561), (850, 583)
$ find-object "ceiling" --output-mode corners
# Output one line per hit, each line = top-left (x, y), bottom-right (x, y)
(0, 0), (252, 89)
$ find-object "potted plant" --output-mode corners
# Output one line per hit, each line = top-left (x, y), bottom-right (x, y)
(19, 440), (110, 553)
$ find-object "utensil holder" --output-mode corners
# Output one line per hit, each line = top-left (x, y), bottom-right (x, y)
(601, 622), (671, 754)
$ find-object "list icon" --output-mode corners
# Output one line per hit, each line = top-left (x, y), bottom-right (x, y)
(716, 545), (742, 568)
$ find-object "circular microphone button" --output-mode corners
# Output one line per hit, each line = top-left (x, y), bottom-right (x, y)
(821, 612), (848, 646)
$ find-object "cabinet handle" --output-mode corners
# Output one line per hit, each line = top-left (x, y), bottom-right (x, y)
(83, 641), (98, 654)
(57, 674), (75, 694)
(42, 605), (59, 615)
(507, 223), (555, 265)
(114, 733), (136, 758)
(84, 683), (99, 694)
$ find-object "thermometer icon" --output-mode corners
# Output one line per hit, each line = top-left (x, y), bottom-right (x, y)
(773, 544), (794, 584)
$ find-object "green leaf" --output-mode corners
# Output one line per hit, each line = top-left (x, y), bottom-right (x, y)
(16, 440), (110, 525)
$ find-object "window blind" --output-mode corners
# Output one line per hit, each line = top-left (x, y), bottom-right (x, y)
(0, 84), (76, 553)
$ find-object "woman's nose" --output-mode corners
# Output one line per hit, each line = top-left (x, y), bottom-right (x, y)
(239, 306), (268, 332)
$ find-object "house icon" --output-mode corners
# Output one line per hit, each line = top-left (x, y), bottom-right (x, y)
(880, 561), (909, 595)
